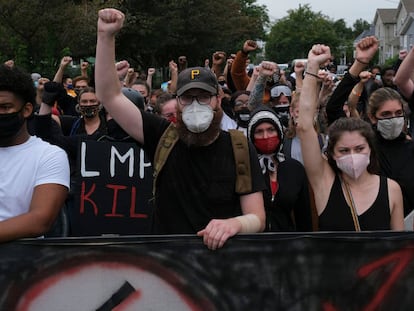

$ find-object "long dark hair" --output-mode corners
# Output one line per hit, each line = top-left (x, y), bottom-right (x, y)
(326, 117), (379, 174)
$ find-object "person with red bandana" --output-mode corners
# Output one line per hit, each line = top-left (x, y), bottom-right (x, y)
(247, 106), (313, 231)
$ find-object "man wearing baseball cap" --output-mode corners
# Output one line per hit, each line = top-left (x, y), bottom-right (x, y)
(95, 8), (265, 250)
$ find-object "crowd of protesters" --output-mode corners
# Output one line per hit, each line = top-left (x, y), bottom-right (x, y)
(1, 7), (414, 249)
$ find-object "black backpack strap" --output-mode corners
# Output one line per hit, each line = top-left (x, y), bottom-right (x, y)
(69, 117), (82, 136)
(229, 129), (252, 193)
(152, 123), (179, 196)
(282, 137), (292, 158)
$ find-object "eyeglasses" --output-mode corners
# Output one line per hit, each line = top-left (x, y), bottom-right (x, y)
(234, 100), (249, 108)
(178, 94), (213, 106)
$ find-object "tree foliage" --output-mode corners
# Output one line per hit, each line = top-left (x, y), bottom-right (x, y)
(0, 0), (268, 79)
(353, 19), (372, 36)
(0, 0), (121, 76)
(265, 4), (369, 65)
(0, 1), (372, 79)
(116, 0), (269, 72)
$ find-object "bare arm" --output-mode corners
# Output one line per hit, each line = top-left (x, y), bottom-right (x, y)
(95, 8), (144, 144)
(294, 61), (305, 91)
(223, 56), (233, 80)
(168, 60), (178, 94)
(347, 71), (371, 118)
(53, 56), (72, 83)
(211, 51), (227, 78)
(297, 45), (333, 193)
(394, 48), (414, 99)
(388, 179), (405, 230)
(239, 191), (266, 232)
(146, 67), (156, 90)
(124, 68), (138, 87)
(197, 191), (265, 250)
(80, 61), (89, 78)
(0, 184), (68, 242)
(35, 77), (50, 106)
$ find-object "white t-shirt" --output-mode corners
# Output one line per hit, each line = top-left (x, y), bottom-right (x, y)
(0, 136), (70, 221)
(291, 136), (304, 165)
(220, 112), (238, 132)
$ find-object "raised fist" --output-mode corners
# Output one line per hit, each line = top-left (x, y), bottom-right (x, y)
(243, 40), (258, 53)
(81, 62), (89, 70)
(60, 56), (72, 67)
(98, 8), (125, 36)
(42, 82), (66, 106)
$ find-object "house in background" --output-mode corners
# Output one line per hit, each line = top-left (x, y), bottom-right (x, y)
(366, 0), (414, 64)
(373, 8), (399, 64)
(396, 0), (414, 51)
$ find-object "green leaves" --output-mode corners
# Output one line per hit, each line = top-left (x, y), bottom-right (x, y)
(0, 0), (268, 82)
(265, 4), (369, 65)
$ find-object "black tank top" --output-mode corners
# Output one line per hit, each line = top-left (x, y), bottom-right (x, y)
(319, 174), (390, 231)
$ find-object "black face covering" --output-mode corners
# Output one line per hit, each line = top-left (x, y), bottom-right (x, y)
(79, 105), (101, 119)
(0, 109), (25, 144)
(235, 108), (251, 128)
(272, 105), (290, 129)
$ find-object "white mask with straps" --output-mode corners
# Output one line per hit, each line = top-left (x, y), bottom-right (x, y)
(182, 100), (214, 133)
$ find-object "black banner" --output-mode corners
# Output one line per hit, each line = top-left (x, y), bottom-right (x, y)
(1, 232), (414, 310)
(71, 140), (154, 236)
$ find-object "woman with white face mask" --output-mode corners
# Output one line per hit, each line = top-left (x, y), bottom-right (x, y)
(327, 70), (414, 218)
(297, 43), (404, 231)
(366, 87), (414, 216)
(325, 36), (414, 220)
(367, 88), (406, 141)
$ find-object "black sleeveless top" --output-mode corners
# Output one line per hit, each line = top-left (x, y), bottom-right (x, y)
(319, 174), (390, 231)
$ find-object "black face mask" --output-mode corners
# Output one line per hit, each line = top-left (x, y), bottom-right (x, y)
(79, 105), (101, 119)
(0, 108), (25, 144)
(235, 108), (250, 128)
(272, 105), (290, 129)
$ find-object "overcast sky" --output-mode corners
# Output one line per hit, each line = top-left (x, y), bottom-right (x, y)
(256, 0), (400, 26)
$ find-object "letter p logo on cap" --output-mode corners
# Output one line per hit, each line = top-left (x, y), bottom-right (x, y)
(191, 70), (200, 80)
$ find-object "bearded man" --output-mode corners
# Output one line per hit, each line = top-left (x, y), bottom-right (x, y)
(95, 8), (266, 250)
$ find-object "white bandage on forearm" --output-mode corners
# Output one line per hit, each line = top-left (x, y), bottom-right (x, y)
(235, 214), (262, 233)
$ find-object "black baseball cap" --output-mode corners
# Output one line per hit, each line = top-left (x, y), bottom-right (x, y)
(122, 87), (145, 110)
(176, 67), (218, 96)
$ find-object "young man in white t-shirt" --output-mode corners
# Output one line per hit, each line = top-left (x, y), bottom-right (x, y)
(0, 64), (70, 242)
